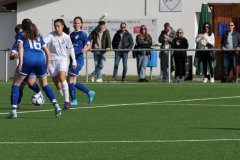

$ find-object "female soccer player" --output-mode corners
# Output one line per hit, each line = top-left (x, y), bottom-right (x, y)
(44, 19), (77, 110)
(6, 18), (61, 119)
(10, 24), (45, 109)
(67, 16), (95, 107)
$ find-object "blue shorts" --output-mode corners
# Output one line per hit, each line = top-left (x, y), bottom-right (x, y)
(68, 56), (84, 77)
(22, 71), (38, 84)
(16, 50), (46, 78)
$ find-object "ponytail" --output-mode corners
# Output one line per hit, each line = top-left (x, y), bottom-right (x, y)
(54, 19), (70, 35)
(22, 18), (39, 40)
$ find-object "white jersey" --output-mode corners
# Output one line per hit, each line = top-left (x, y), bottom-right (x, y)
(44, 31), (76, 65)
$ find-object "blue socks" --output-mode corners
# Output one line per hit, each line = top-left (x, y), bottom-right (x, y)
(42, 85), (57, 105)
(18, 88), (23, 104)
(69, 82), (90, 101)
(69, 83), (76, 100)
(11, 85), (19, 105)
(75, 82), (89, 93)
(28, 82), (40, 93)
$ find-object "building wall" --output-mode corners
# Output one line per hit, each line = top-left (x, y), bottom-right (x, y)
(0, 12), (17, 81)
(11, 0), (240, 78)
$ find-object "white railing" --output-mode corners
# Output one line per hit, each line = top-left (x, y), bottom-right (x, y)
(1, 48), (237, 82)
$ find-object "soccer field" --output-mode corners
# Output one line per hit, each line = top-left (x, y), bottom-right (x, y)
(1, 81), (240, 159)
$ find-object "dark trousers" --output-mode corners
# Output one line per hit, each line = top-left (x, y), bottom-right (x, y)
(223, 51), (237, 79)
(200, 51), (214, 77)
(174, 56), (185, 78)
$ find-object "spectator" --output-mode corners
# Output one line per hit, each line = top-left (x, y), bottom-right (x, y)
(221, 21), (240, 83)
(172, 28), (189, 83)
(88, 21), (111, 82)
(195, 22), (215, 83)
(135, 25), (152, 82)
(158, 22), (176, 82)
(109, 22), (134, 82)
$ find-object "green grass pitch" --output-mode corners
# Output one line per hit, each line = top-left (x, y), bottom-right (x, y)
(1, 81), (240, 159)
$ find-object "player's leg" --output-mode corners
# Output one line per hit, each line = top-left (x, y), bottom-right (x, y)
(36, 52), (61, 117)
(68, 57), (95, 105)
(39, 75), (61, 117)
(27, 76), (45, 105)
(6, 72), (26, 119)
(17, 81), (26, 109)
(59, 71), (71, 110)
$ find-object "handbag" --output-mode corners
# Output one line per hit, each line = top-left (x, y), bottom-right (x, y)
(132, 44), (139, 58)
(197, 39), (207, 49)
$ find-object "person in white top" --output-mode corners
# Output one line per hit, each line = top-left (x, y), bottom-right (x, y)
(195, 22), (215, 83)
(44, 19), (77, 110)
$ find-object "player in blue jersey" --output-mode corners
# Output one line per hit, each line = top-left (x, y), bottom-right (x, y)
(67, 16), (95, 107)
(6, 18), (61, 119)
(10, 24), (45, 109)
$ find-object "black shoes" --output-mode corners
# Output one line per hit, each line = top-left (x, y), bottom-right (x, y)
(138, 79), (148, 82)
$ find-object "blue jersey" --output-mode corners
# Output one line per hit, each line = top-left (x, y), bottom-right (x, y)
(16, 31), (47, 77)
(17, 31), (46, 52)
(11, 34), (19, 53)
(70, 30), (90, 57)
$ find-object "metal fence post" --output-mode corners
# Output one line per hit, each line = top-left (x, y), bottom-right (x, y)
(86, 51), (89, 82)
(5, 50), (8, 82)
(168, 48), (171, 83)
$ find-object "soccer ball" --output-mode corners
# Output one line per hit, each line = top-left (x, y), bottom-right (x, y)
(31, 93), (44, 106)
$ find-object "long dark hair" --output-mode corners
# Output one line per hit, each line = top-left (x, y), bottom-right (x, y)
(202, 22), (212, 36)
(73, 16), (83, 29)
(54, 19), (70, 34)
(139, 25), (150, 40)
(22, 18), (39, 40)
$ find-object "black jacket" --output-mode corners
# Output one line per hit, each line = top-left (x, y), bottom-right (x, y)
(221, 30), (240, 54)
(112, 30), (134, 51)
(172, 37), (189, 58)
(135, 34), (152, 56)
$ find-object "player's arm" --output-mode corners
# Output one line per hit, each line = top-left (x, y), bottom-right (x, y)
(82, 42), (91, 53)
(17, 41), (24, 70)
(10, 42), (19, 60)
(66, 37), (77, 69)
(82, 33), (91, 53)
(42, 45), (51, 71)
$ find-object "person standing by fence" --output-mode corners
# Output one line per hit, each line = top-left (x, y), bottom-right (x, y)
(195, 22), (215, 83)
(109, 22), (134, 82)
(221, 21), (240, 83)
(135, 25), (152, 82)
(88, 21), (111, 83)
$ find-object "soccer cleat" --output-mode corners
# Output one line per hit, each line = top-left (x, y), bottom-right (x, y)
(96, 78), (102, 82)
(70, 99), (78, 106)
(63, 102), (71, 110)
(6, 111), (17, 119)
(54, 104), (61, 117)
(88, 91), (95, 104)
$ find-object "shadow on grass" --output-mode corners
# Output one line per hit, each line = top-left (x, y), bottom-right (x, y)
(191, 127), (240, 131)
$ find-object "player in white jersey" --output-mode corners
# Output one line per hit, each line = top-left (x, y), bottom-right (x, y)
(44, 19), (77, 110)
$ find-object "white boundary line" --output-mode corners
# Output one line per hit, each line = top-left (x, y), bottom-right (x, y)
(1, 96), (240, 115)
(1, 139), (240, 144)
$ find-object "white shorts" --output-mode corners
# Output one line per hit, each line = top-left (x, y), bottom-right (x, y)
(49, 59), (68, 77)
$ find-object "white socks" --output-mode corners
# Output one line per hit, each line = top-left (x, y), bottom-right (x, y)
(61, 80), (70, 102)
(58, 89), (64, 98)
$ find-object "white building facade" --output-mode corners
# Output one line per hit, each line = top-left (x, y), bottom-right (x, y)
(0, 0), (238, 80)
